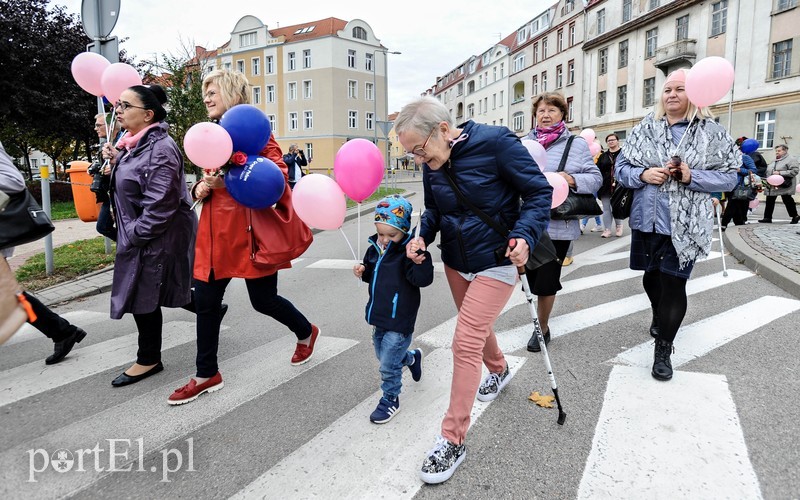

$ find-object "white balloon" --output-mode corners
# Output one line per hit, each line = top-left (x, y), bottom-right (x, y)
(521, 139), (548, 170)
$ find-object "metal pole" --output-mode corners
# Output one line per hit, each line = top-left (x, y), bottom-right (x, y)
(40, 166), (54, 275)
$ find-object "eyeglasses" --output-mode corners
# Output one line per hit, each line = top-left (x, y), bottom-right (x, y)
(204, 91), (217, 100)
(408, 128), (436, 158)
(93, 123), (105, 129)
(114, 101), (147, 112)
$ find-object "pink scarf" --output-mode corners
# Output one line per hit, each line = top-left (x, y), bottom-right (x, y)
(117, 123), (158, 151)
(531, 121), (566, 150)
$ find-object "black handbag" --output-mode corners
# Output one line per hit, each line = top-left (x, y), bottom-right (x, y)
(779, 175), (793, 189)
(610, 184), (633, 219)
(550, 136), (603, 220)
(443, 164), (558, 271)
(0, 189), (55, 251)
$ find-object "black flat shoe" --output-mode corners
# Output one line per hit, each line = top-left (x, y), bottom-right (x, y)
(111, 362), (164, 387)
(527, 328), (551, 353)
(220, 303), (229, 321)
(758, 219), (772, 223)
(791, 216), (800, 224)
(45, 328), (87, 365)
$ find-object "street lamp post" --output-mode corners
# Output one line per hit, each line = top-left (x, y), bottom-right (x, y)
(372, 49), (401, 167)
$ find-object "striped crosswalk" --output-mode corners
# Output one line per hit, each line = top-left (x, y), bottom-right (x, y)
(1, 234), (797, 499)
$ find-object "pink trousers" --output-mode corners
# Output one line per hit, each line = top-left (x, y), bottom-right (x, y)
(441, 266), (515, 444)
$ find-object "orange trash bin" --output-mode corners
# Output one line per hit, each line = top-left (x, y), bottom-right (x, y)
(66, 161), (101, 222)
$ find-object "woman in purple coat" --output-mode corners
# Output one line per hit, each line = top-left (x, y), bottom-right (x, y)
(102, 85), (197, 387)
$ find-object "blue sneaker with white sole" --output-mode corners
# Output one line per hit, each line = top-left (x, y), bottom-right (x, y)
(408, 349), (423, 382)
(369, 396), (400, 424)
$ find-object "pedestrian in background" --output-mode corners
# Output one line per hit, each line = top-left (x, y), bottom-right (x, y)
(397, 96), (551, 484)
(168, 69), (319, 406)
(720, 141), (757, 229)
(615, 69), (738, 381)
(283, 144), (307, 189)
(102, 84), (197, 387)
(597, 133), (625, 237)
(758, 144), (799, 224)
(524, 92), (602, 353)
(92, 112), (122, 241)
(353, 195), (433, 424)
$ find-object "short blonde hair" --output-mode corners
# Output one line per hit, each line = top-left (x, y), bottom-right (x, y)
(654, 68), (714, 121)
(202, 69), (250, 111)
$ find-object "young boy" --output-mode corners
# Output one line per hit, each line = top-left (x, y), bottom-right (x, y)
(353, 195), (434, 424)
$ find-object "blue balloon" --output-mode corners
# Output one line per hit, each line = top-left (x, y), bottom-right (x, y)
(225, 155), (285, 209)
(741, 138), (759, 154)
(219, 104), (271, 155)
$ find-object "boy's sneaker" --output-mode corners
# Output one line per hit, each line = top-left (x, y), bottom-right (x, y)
(419, 435), (466, 484)
(408, 349), (423, 382)
(369, 396), (400, 424)
(476, 363), (513, 402)
(168, 372), (224, 406)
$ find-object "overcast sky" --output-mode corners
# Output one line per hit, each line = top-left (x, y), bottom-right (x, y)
(55, 0), (552, 112)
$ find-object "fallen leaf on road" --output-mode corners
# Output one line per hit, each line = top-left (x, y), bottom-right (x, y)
(528, 391), (555, 408)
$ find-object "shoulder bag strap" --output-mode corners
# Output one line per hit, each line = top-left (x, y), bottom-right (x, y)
(442, 162), (509, 239)
(556, 135), (575, 173)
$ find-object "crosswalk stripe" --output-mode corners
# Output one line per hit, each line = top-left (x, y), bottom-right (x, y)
(577, 365), (763, 499)
(231, 350), (526, 500)
(0, 335), (358, 499)
(611, 295), (800, 368)
(5, 311), (108, 346)
(0, 321), (218, 408)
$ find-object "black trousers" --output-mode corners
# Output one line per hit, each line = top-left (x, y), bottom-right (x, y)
(192, 272), (312, 378)
(764, 195), (798, 219)
(721, 197), (749, 227)
(24, 292), (77, 342)
(133, 308), (162, 365)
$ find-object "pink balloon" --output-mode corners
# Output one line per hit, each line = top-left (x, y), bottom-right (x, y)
(766, 174), (784, 187)
(544, 171), (569, 209)
(796, 184), (800, 194)
(579, 128), (596, 143)
(334, 139), (384, 203)
(748, 198), (760, 209)
(71, 52), (110, 96)
(589, 142), (602, 156)
(521, 139), (548, 170)
(184, 123), (233, 170)
(291, 174), (347, 230)
(685, 57), (735, 107)
(101, 63), (143, 104)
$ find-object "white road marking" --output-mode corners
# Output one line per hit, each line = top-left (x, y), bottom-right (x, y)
(5, 311), (108, 346)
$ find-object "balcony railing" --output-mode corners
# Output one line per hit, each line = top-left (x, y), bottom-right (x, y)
(654, 39), (697, 71)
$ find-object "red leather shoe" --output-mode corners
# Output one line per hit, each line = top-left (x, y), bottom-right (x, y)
(291, 325), (320, 365)
(168, 372), (224, 406)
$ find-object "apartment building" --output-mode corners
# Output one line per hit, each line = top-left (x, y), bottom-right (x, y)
(210, 15), (394, 170)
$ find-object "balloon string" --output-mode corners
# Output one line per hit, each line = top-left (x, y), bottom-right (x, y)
(671, 108), (697, 160)
(339, 227), (358, 262)
(357, 202), (362, 263)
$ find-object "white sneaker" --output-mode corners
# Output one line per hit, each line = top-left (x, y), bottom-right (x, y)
(476, 363), (513, 402)
(419, 435), (466, 484)
(590, 225), (605, 232)
(579, 222), (586, 234)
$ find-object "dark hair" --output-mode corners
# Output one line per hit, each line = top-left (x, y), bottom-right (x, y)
(605, 133), (619, 142)
(128, 84), (168, 122)
(531, 92), (568, 120)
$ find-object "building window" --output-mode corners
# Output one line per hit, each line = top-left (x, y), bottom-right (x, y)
(266, 56), (274, 74)
(236, 60), (244, 73)
(676, 15), (689, 41)
(492, 93), (497, 109)
(352, 26), (367, 40)
(597, 9), (606, 34)
(778, 0), (798, 10)
(288, 52), (296, 71)
(598, 91), (606, 116)
(304, 143), (313, 161)
(513, 53), (525, 72)
(252, 58), (260, 76)
(31, 158), (38, 168)
(347, 49), (356, 68)
(645, 28), (658, 58)
(289, 112), (298, 131)
(599, 48), (608, 74)
(532, 75), (539, 95)
(467, 103), (475, 118)
(569, 23), (576, 46)
(517, 27), (528, 44)
(649, 0), (660, 10)
(348, 80), (357, 98)
(556, 65), (563, 88)
(500, 62), (505, 78)
(240, 32), (256, 47)
(567, 60), (575, 84)
(303, 49), (311, 69)
(513, 111), (524, 132)
(755, 111), (776, 148)
(565, 0), (575, 13)
(623, 0), (632, 22)
(541, 71), (548, 92)
(533, 42), (539, 64)
(557, 29), (564, 52)
(542, 37), (549, 58)
(457, 82), (464, 95)
(303, 80), (312, 99)
(772, 40), (792, 78)
(567, 97), (574, 122)
(617, 85), (628, 112)
(304, 111), (313, 129)
(366, 82), (374, 101)
(499, 90), (504, 106)
(619, 40), (629, 68)
(348, 110), (358, 129)
(365, 52), (373, 71)
(267, 114), (276, 132)
(267, 85), (275, 103)
(479, 75), (483, 88)
(711, 1), (728, 36)
(643, 77), (656, 106)
(493, 67), (497, 82)
(252, 86), (261, 104)
(288, 82), (297, 100)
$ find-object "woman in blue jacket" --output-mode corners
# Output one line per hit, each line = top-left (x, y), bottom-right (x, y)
(616, 69), (738, 382)
(396, 96), (552, 484)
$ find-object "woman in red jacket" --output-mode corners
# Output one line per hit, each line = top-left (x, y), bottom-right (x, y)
(169, 69), (318, 405)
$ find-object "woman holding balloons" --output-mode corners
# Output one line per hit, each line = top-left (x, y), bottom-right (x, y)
(522, 92), (602, 353)
(168, 69), (317, 406)
(758, 144), (799, 224)
(102, 84), (197, 387)
(615, 68), (739, 382)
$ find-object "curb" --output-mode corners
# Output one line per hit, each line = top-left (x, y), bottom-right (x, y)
(723, 225), (800, 299)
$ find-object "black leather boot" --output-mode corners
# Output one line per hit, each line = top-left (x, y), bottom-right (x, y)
(527, 328), (551, 353)
(46, 328), (87, 365)
(649, 312), (660, 339)
(652, 339), (674, 381)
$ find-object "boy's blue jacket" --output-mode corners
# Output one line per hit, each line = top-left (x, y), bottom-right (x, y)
(360, 230), (434, 335)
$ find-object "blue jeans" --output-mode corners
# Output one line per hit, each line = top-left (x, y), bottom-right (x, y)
(96, 201), (117, 241)
(372, 327), (413, 400)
